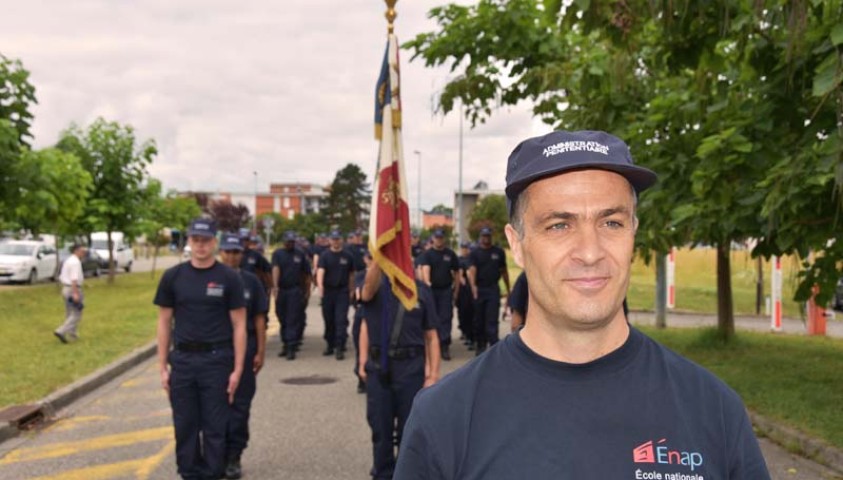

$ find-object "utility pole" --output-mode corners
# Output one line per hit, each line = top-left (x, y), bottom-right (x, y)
(413, 150), (422, 228)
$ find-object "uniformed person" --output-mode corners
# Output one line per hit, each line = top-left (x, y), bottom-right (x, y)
(345, 231), (367, 272)
(358, 263), (441, 480)
(352, 250), (373, 394)
(467, 226), (511, 355)
(240, 235), (272, 292)
(508, 271), (528, 332)
(154, 218), (247, 480)
(310, 233), (329, 274)
(316, 230), (355, 359)
(272, 231), (312, 360)
(218, 233), (269, 480)
(456, 241), (475, 350)
(410, 231), (423, 259)
(418, 229), (459, 361)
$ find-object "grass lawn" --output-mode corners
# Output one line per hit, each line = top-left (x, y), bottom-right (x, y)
(506, 247), (805, 317)
(643, 326), (843, 449)
(0, 272), (161, 408)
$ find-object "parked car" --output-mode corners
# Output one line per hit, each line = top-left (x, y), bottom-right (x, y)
(834, 277), (843, 312)
(0, 240), (58, 284)
(91, 232), (134, 272)
(58, 248), (102, 278)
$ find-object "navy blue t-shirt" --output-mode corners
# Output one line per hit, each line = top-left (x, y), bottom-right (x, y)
(344, 244), (366, 272)
(420, 247), (459, 289)
(240, 270), (269, 334)
(318, 248), (354, 289)
(362, 278), (439, 349)
(271, 247), (312, 289)
(411, 244), (423, 259)
(394, 327), (770, 479)
(240, 249), (271, 276)
(154, 262), (246, 344)
(469, 245), (507, 288)
(508, 271), (528, 316)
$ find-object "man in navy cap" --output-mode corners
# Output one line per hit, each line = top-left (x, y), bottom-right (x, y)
(418, 228), (460, 360)
(466, 226), (510, 355)
(154, 218), (247, 480)
(272, 231), (312, 360)
(316, 230), (355, 359)
(218, 233), (269, 479)
(455, 241), (475, 350)
(395, 131), (770, 478)
(240, 234), (271, 293)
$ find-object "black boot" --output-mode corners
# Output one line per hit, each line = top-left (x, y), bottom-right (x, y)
(323, 345), (335, 356)
(286, 346), (296, 361)
(225, 454), (242, 479)
(335, 348), (345, 360)
(441, 344), (451, 361)
(475, 342), (487, 356)
(278, 344), (288, 357)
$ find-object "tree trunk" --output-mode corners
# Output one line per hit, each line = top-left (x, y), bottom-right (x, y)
(716, 242), (735, 341)
(151, 244), (160, 279)
(107, 230), (116, 284)
(755, 256), (763, 315)
(655, 252), (667, 329)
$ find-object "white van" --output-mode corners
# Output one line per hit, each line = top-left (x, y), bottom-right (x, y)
(91, 232), (134, 272)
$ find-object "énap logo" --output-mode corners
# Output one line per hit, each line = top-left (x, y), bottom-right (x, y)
(206, 282), (224, 298)
(633, 439), (703, 471)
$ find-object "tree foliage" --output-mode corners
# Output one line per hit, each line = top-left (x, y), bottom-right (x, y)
(0, 54), (37, 220)
(468, 194), (508, 246)
(57, 118), (156, 282)
(208, 200), (251, 233)
(323, 163), (371, 233)
(408, 0), (843, 339)
(14, 148), (92, 237)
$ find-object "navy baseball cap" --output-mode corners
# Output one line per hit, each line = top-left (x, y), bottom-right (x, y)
(460, 241), (471, 248)
(283, 231), (296, 242)
(220, 233), (243, 251)
(238, 228), (251, 239)
(479, 226), (492, 236)
(432, 229), (445, 238)
(187, 218), (217, 238)
(505, 130), (657, 215)
(329, 230), (343, 240)
(248, 235), (260, 243)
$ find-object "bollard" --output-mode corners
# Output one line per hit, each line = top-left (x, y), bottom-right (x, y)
(806, 284), (827, 336)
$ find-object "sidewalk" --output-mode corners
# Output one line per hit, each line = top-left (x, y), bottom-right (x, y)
(629, 310), (843, 338)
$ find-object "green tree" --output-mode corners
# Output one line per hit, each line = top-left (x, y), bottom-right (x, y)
(57, 118), (157, 283)
(428, 203), (454, 217)
(139, 181), (200, 276)
(323, 163), (370, 233)
(468, 194), (508, 246)
(14, 148), (92, 237)
(408, 0), (843, 339)
(0, 54), (37, 220)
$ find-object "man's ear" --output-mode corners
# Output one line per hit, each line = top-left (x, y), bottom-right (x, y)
(504, 224), (524, 269)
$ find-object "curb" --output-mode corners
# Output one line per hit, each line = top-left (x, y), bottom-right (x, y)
(0, 340), (157, 445)
(751, 411), (843, 474)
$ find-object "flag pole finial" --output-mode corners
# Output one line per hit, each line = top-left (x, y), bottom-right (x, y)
(385, 0), (398, 33)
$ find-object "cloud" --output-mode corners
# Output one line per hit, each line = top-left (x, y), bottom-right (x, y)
(0, 0), (537, 210)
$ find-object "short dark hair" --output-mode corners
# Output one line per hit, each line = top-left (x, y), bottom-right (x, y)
(70, 243), (85, 253)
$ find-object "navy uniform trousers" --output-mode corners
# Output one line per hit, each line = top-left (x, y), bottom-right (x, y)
(322, 287), (350, 349)
(168, 347), (232, 480)
(277, 286), (304, 347)
(352, 305), (364, 378)
(226, 337), (257, 458)
(456, 283), (474, 343)
(365, 355), (425, 479)
(474, 285), (501, 347)
(431, 287), (454, 346)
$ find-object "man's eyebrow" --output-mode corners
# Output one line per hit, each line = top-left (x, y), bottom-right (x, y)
(535, 211), (577, 224)
(597, 206), (632, 218)
(533, 206), (632, 225)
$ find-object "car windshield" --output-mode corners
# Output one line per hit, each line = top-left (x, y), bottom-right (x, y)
(0, 244), (35, 256)
(91, 240), (109, 250)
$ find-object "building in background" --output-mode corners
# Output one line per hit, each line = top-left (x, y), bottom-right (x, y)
(183, 183), (329, 220)
(453, 181), (504, 242)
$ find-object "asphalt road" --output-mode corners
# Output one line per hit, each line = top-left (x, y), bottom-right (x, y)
(0, 300), (840, 479)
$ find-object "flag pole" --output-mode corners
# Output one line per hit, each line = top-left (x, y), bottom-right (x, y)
(385, 0), (397, 33)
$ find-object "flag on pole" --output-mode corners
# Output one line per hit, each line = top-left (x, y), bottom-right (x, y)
(369, 32), (417, 310)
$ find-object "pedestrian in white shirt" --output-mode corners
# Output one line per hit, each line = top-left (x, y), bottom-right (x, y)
(54, 244), (86, 343)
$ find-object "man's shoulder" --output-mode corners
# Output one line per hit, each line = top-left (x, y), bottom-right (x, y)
(240, 269), (260, 285)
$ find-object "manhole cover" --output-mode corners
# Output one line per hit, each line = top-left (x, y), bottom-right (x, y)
(281, 375), (338, 386)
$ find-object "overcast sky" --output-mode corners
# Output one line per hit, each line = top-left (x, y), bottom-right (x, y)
(1, 0), (549, 211)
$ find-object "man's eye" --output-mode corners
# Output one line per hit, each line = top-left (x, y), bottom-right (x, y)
(548, 222), (569, 231)
(605, 220), (624, 229)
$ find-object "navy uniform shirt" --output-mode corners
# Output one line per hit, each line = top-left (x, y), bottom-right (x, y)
(458, 254), (472, 281)
(344, 244), (366, 272)
(419, 247), (459, 289)
(411, 244), (423, 259)
(508, 272), (528, 316)
(394, 327), (770, 479)
(469, 245), (507, 288)
(240, 249), (271, 276)
(362, 278), (439, 348)
(310, 243), (326, 258)
(240, 270), (269, 334)
(153, 262), (246, 344)
(271, 247), (312, 289)
(317, 248), (354, 289)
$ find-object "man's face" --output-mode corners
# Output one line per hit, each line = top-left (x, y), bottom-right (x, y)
(411, 235), (419, 245)
(75, 247), (88, 259)
(189, 235), (216, 261)
(329, 237), (343, 250)
(505, 170), (637, 331)
(432, 236), (445, 249)
(219, 249), (242, 268)
(285, 240), (295, 250)
(479, 234), (491, 248)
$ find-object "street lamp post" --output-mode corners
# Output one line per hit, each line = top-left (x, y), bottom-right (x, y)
(413, 150), (422, 229)
(457, 104), (463, 245)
